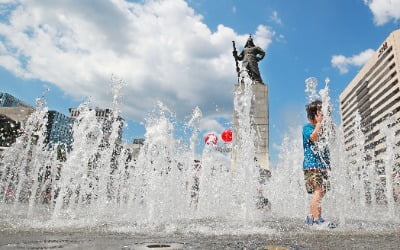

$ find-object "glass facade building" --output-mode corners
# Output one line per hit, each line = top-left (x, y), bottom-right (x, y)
(45, 111), (74, 148)
(0, 92), (30, 107)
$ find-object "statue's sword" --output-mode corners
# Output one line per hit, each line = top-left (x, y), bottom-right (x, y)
(232, 41), (240, 81)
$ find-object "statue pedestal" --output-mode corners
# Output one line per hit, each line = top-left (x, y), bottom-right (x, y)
(233, 82), (270, 170)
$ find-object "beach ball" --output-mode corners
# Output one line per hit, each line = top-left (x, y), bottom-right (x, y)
(221, 129), (233, 142)
(204, 133), (218, 145)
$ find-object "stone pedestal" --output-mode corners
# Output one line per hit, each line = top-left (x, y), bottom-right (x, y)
(233, 82), (269, 170)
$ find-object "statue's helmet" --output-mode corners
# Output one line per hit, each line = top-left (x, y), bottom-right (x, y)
(244, 36), (255, 48)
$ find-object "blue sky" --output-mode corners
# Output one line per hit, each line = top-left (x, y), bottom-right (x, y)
(0, 0), (399, 164)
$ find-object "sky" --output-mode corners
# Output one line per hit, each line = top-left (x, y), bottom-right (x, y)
(0, 0), (400, 165)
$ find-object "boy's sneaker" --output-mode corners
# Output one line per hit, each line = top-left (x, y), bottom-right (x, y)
(313, 217), (325, 224)
(304, 215), (314, 225)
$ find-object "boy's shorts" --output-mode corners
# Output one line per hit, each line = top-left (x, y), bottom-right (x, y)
(304, 169), (330, 194)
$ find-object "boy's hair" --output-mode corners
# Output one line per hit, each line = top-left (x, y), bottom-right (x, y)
(306, 100), (322, 121)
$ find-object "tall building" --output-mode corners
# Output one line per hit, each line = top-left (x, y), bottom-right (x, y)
(69, 107), (123, 144)
(0, 92), (34, 129)
(0, 93), (34, 154)
(45, 111), (74, 148)
(0, 92), (31, 108)
(339, 29), (400, 174)
(0, 93), (74, 152)
(126, 138), (145, 160)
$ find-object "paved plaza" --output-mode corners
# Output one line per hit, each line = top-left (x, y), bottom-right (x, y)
(1, 220), (399, 249)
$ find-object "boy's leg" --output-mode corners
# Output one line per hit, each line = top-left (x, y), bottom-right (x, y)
(310, 184), (324, 220)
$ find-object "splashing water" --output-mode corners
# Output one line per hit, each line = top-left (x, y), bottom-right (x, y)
(305, 77), (319, 102)
(269, 76), (400, 228)
(0, 75), (266, 234)
(0, 75), (399, 236)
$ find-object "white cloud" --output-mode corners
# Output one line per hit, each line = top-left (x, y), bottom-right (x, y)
(254, 25), (274, 49)
(364, 0), (400, 25)
(269, 11), (282, 25)
(199, 117), (225, 134)
(276, 34), (286, 43)
(0, 0), (274, 124)
(0, 54), (25, 75)
(331, 49), (375, 74)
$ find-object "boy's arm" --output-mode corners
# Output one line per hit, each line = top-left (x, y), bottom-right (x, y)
(310, 122), (322, 142)
(310, 112), (323, 142)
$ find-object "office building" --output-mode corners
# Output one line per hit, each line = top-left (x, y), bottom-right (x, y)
(122, 138), (145, 161)
(0, 93), (34, 154)
(69, 107), (123, 144)
(0, 92), (31, 108)
(45, 110), (74, 148)
(0, 93), (74, 151)
(0, 92), (34, 129)
(340, 29), (400, 174)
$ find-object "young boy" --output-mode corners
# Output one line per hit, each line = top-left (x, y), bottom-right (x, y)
(303, 100), (332, 226)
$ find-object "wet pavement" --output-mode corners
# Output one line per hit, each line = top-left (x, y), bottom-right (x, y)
(0, 215), (399, 249)
(0, 229), (399, 249)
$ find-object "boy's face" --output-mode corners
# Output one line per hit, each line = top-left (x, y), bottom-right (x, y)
(315, 109), (323, 122)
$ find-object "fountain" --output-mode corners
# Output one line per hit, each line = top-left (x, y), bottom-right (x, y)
(0, 73), (263, 233)
(0, 73), (400, 246)
(267, 77), (400, 225)
(0, 74), (399, 248)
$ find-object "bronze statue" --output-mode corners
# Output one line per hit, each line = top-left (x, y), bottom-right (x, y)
(233, 35), (265, 83)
